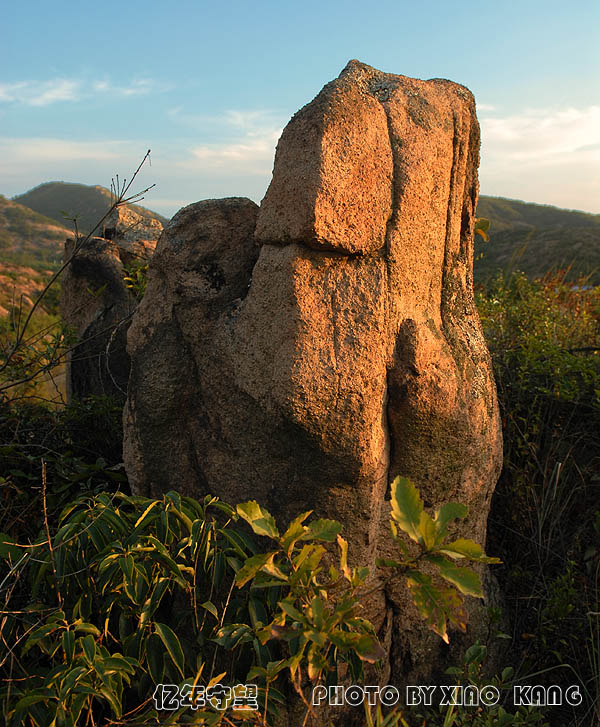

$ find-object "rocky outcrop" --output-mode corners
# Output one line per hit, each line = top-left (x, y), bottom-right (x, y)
(102, 205), (162, 257)
(123, 60), (502, 691)
(60, 214), (158, 403)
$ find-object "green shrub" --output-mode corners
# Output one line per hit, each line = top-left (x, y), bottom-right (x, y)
(0, 477), (498, 726)
(477, 271), (600, 725)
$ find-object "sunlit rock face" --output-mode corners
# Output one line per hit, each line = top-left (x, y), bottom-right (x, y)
(123, 60), (502, 704)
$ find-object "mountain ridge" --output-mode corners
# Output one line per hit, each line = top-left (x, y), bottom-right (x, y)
(13, 181), (168, 236)
(3, 182), (600, 284)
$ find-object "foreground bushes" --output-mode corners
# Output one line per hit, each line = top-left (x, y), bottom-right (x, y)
(477, 272), (600, 726)
(0, 477), (507, 726)
(1, 269), (597, 725)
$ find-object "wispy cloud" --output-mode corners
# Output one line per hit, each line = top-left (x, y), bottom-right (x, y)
(167, 106), (282, 132)
(0, 79), (81, 106)
(168, 107), (284, 175)
(480, 105), (600, 164)
(92, 78), (166, 97)
(183, 129), (282, 174)
(0, 137), (129, 161)
(479, 105), (600, 212)
(0, 77), (163, 106)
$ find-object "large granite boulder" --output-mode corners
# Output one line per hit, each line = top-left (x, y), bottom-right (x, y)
(60, 214), (158, 403)
(123, 60), (502, 691)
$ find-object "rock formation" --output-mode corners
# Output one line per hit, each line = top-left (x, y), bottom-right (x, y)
(123, 60), (502, 692)
(102, 205), (163, 252)
(61, 207), (160, 403)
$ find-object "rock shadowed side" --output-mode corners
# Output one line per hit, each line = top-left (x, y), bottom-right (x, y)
(123, 198), (261, 496)
(60, 237), (137, 403)
(123, 60), (502, 702)
(60, 210), (159, 404)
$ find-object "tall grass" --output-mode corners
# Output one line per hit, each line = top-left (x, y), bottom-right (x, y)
(477, 271), (600, 726)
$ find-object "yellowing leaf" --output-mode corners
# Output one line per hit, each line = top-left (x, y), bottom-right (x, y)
(235, 551), (279, 587)
(236, 501), (279, 539)
(418, 511), (437, 549)
(390, 476), (423, 543)
(406, 571), (468, 643)
(438, 537), (501, 564)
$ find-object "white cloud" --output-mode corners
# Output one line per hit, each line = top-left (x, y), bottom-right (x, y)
(479, 105), (600, 213)
(0, 79), (81, 106)
(0, 77), (162, 106)
(481, 105), (600, 162)
(167, 107), (284, 175)
(0, 137), (128, 162)
(183, 129), (281, 174)
(92, 78), (164, 97)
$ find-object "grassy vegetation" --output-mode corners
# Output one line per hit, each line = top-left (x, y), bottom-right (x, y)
(1, 186), (599, 726)
(477, 272), (600, 726)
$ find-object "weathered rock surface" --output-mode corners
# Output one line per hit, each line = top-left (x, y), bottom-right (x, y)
(60, 228), (154, 403)
(102, 205), (162, 259)
(124, 60), (502, 696)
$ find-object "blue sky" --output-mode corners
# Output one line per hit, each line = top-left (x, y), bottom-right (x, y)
(1, 0), (599, 217)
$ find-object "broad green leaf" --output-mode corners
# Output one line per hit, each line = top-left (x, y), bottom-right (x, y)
(310, 596), (325, 629)
(426, 555), (483, 597)
(119, 554), (135, 583)
(248, 596), (268, 628)
(406, 571), (468, 643)
(390, 476), (423, 543)
(282, 511), (312, 554)
(261, 558), (288, 582)
(301, 519), (342, 543)
(81, 634), (96, 665)
(296, 544), (326, 574)
(62, 630), (75, 663)
(235, 551), (279, 587)
(99, 687), (122, 717)
(12, 692), (49, 712)
(433, 502), (468, 542)
(154, 623), (184, 678)
(212, 624), (252, 648)
(474, 218), (490, 242)
(353, 634), (386, 663)
(73, 622), (101, 637)
(236, 501), (279, 539)
(418, 511), (437, 549)
(200, 600), (219, 619)
(438, 537), (501, 564)
(305, 629), (327, 647)
(132, 500), (160, 530)
(219, 528), (251, 559)
(60, 666), (88, 696)
(278, 598), (304, 622)
(307, 641), (327, 680)
(141, 577), (170, 626)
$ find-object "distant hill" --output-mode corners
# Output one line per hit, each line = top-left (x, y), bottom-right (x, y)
(14, 181), (168, 236)
(475, 196), (600, 284)
(1, 183), (167, 321)
(0, 195), (70, 266)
